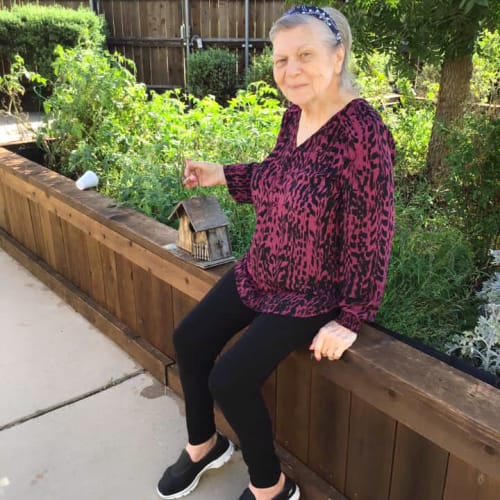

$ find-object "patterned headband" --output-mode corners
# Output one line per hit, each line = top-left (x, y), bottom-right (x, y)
(284, 5), (342, 45)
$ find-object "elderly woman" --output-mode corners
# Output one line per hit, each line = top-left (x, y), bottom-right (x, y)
(157, 5), (395, 500)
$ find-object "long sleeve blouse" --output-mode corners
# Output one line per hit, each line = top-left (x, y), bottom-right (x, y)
(223, 98), (395, 333)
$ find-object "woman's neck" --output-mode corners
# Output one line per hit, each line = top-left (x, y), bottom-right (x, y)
(300, 88), (357, 128)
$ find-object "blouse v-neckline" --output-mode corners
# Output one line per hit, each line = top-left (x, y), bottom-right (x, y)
(294, 98), (362, 150)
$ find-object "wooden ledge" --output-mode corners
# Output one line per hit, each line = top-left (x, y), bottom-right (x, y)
(0, 146), (232, 301)
(318, 323), (500, 480)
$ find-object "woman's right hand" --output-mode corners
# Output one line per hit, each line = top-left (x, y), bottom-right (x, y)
(183, 159), (226, 189)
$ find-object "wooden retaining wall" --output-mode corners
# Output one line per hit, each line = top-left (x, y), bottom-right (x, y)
(1, 144), (499, 500)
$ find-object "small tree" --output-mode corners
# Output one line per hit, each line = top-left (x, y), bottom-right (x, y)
(320, 0), (499, 186)
(187, 48), (239, 104)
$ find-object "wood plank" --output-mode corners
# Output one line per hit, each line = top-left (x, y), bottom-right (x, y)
(1, 186), (20, 242)
(208, 0), (219, 38)
(134, 267), (174, 357)
(36, 203), (57, 269)
(149, 273), (175, 358)
(344, 395), (396, 500)
(227, 0), (238, 38)
(308, 367), (350, 493)
(103, 0), (117, 35)
(49, 211), (70, 280)
(0, 227), (174, 384)
(114, 253), (138, 331)
(99, 245), (122, 319)
(0, 183), (10, 232)
(389, 423), (449, 500)
(172, 288), (198, 328)
(26, 199), (48, 264)
(85, 237), (107, 308)
(275, 350), (311, 463)
(190, 0), (202, 38)
(168, 45), (184, 87)
(443, 455), (500, 500)
(116, 0), (125, 37)
(0, 158), (218, 301)
(218, 0), (229, 37)
(6, 186), (34, 252)
(59, 218), (92, 294)
(318, 323), (500, 481)
(59, 219), (79, 289)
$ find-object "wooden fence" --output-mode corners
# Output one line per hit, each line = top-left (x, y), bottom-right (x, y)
(0, 0), (285, 88)
(1, 142), (499, 500)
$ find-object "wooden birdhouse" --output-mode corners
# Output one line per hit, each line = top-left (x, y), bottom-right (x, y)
(164, 195), (235, 269)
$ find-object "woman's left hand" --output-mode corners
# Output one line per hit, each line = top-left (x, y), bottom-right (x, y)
(309, 321), (358, 361)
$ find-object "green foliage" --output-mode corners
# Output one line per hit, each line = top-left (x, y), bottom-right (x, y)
(446, 250), (500, 376)
(187, 48), (240, 104)
(41, 44), (150, 181)
(40, 46), (282, 256)
(471, 29), (500, 103)
(380, 101), (434, 196)
(0, 55), (46, 115)
(353, 51), (394, 102)
(444, 112), (500, 264)
(377, 204), (479, 349)
(247, 46), (275, 88)
(327, 0), (498, 69)
(0, 4), (105, 84)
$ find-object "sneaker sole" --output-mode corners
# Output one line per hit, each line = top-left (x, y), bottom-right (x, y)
(156, 440), (235, 499)
(290, 484), (301, 500)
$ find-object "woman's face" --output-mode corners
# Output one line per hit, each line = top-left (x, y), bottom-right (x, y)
(272, 23), (344, 109)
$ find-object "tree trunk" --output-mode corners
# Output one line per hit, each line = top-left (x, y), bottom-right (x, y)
(426, 52), (473, 186)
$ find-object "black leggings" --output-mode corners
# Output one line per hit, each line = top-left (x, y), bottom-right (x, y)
(173, 268), (338, 488)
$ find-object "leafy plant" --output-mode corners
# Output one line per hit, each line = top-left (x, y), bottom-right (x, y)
(377, 205), (479, 349)
(187, 48), (240, 104)
(471, 29), (500, 104)
(0, 55), (46, 115)
(444, 111), (500, 264)
(247, 46), (275, 88)
(446, 250), (500, 376)
(39, 45), (282, 257)
(0, 4), (105, 85)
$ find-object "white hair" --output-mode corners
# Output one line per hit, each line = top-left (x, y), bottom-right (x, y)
(269, 7), (357, 94)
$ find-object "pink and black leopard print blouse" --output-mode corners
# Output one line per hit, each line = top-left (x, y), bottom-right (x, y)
(223, 98), (395, 333)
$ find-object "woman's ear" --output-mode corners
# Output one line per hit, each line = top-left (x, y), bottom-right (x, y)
(333, 45), (346, 75)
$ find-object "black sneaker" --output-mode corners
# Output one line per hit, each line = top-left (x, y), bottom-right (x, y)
(157, 433), (234, 499)
(238, 475), (300, 499)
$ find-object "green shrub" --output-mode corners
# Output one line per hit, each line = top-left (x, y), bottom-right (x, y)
(380, 101), (435, 201)
(471, 29), (500, 104)
(377, 205), (479, 349)
(39, 45), (282, 256)
(247, 46), (275, 88)
(187, 48), (239, 104)
(446, 250), (500, 376)
(0, 4), (105, 84)
(444, 112), (500, 265)
(41, 45), (149, 180)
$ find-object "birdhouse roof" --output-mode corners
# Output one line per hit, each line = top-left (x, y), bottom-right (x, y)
(168, 195), (230, 232)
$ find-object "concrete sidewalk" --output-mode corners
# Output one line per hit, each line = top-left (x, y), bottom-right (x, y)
(0, 112), (44, 144)
(0, 247), (247, 499)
